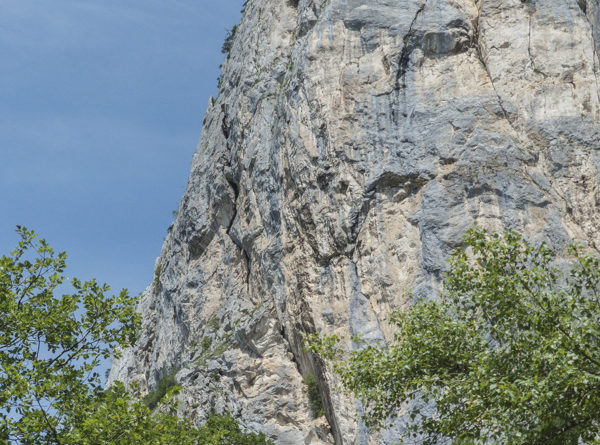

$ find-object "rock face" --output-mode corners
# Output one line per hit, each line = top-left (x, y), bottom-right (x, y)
(109, 0), (600, 443)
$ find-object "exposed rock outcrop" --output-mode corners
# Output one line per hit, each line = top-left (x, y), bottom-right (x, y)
(109, 0), (600, 443)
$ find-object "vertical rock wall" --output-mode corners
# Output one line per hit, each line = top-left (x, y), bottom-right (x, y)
(109, 0), (600, 443)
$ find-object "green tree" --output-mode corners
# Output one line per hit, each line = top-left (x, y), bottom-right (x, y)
(0, 226), (140, 443)
(0, 227), (273, 444)
(308, 227), (600, 444)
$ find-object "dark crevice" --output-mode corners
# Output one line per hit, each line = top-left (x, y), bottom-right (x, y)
(349, 193), (374, 247)
(395, 2), (427, 89)
(242, 249), (251, 286)
(221, 108), (231, 139)
(223, 178), (250, 287)
(227, 179), (239, 201)
(225, 211), (251, 287)
(225, 179), (238, 235)
(225, 208), (237, 236)
(221, 103), (250, 288)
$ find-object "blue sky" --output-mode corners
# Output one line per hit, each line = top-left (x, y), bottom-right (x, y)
(1, 0), (242, 297)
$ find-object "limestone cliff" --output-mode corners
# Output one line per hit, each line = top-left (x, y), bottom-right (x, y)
(109, 0), (600, 443)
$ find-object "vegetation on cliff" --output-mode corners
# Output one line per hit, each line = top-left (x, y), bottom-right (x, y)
(303, 373), (324, 419)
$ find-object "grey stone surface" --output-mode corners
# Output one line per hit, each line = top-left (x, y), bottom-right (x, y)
(109, 0), (600, 443)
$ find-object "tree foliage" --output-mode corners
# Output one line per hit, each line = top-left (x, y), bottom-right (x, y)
(308, 227), (600, 444)
(0, 227), (273, 444)
(0, 226), (140, 443)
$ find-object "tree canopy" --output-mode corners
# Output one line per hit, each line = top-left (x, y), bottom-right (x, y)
(0, 227), (272, 444)
(308, 227), (600, 444)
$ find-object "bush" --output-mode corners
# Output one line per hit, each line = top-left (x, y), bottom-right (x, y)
(208, 314), (220, 331)
(143, 370), (178, 410)
(303, 373), (324, 418)
(221, 25), (238, 55)
(153, 263), (162, 287)
(201, 336), (213, 350)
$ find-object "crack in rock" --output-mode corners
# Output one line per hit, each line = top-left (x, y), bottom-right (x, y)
(395, 1), (427, 89)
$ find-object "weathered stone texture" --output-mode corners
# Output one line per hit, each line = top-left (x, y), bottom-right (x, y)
(109, 0), (600, 443)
